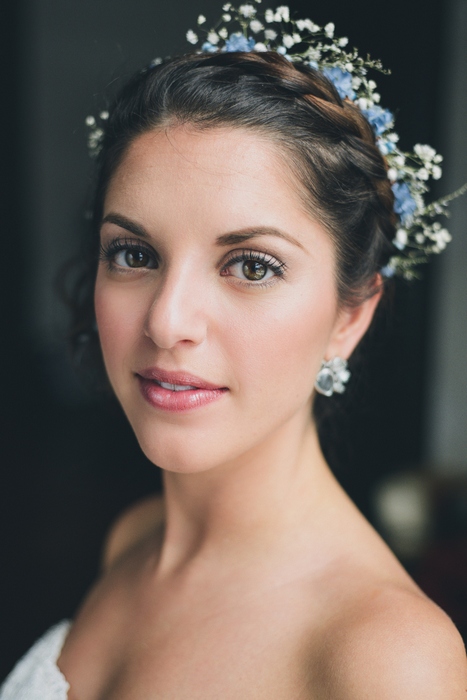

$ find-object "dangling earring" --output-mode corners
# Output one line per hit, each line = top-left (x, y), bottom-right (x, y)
(314, 357), (351, 397)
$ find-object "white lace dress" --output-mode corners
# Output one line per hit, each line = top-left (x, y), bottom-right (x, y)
(0, 621), (71, 699)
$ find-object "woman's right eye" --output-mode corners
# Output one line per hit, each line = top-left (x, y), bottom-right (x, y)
(99, 240), (158, 270)
(113, 248), (156, 268)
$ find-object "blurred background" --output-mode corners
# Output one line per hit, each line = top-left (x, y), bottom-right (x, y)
(0, 0), (466, 680)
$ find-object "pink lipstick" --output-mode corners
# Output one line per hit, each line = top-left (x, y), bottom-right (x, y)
(136, 368), (228, 413)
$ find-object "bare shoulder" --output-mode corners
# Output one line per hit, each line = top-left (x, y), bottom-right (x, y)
(313, 585), (467, 699)
(101, 493), (165, 571)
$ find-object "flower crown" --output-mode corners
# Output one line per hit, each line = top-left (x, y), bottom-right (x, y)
(86, 1), (466, 280)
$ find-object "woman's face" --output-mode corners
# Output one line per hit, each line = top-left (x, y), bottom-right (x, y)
(95, 126), (358, 473)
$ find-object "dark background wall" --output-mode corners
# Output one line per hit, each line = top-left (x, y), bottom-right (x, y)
(1, 0), (466, 680)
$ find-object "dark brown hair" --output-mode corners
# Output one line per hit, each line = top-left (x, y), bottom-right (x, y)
(67, 50), (396, 394)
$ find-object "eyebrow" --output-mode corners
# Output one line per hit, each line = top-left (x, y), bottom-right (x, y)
(101, 213), (305, 251)
(101, 213), (149, 239)
(217, 227), (305, 250)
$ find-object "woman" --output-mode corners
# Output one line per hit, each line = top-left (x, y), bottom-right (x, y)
(2, 3), (466, 698)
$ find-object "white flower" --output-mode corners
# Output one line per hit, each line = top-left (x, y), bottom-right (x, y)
(394, 228), (408, 249)
(372, 92), (381, 103)
(265, 8), (275, 22)
(222, 3), (231, 10)
(394, 155), (406, 167)
(344, 62), (354, 72)
(264, 28), (277, 40)
(207, 31), (219, 44)
(433, 153), (443, 163)
(414, 143), (436, 161)
(296, 18), (321, 32)
(324, 22), (335, 38)
(282, 34), (295, 48)
(309, 21), (320, 32)
(186, 30), (198, 44)
(416, 167), (430, 181)
(432, 165), (442, 180)
(275, 6), (290, 22)
(338, 36), (349, 47)
(368, 80), (377, 90)
(250, 19), (264, 32)
(415, 233), (426, 244)
(357, 97), (370, 110)
(222, 13), (231, 21)
(307, 47), (321, 61)
(387, 133), (399, 142)
(276, 45), (287, 55)
(99, 110), (109, 120)
(292, 32), (301, 43)
(387, 168), (398, 182)
(197, 14), (206, 25)
(239, 4), (256, 18)
(218, 27), (228, 39)
(352, 76), (362, 90)
(254, 42), (268, 51)
(85, 115), (96, 126)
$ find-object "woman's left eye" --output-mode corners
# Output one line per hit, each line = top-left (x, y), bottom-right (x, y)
(222, 250), (286, 284)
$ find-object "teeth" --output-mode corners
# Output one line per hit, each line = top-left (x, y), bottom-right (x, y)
(159, 381), (198, 392)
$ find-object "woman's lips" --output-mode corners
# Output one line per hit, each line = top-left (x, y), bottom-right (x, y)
(136, 368), (228, 412)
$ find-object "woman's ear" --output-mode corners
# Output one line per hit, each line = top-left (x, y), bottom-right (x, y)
(325, 276), (383, 361)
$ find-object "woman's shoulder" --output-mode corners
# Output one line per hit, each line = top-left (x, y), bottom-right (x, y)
(101, 493), (164, 572)
(312, 582), (467, 699)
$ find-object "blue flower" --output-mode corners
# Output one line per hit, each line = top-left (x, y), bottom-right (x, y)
(392, 182), (417, 225)
(362, 106), (393, 136)
(322, 67), (355, 100)
(201, 41), (219, 53)
(225, 32), (255, 52)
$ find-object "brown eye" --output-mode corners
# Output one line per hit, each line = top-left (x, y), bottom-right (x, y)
(125, 250), (150, 268)
(112, 247), (156, 269)
(242, 260), (267, 280)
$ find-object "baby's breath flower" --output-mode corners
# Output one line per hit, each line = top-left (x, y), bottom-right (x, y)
(264, 28), (277, 40)
(207, 31), (220, 44)
(344, 62), (354, 72)
(254, 42), (268, 51)
(433, 154), (443, 164)
(85, 115), (96, 127)
(417, 168), (430, 181)
(372, 92), (381, 103)
(275, 6), (290, 21)
(432, 165), (442, 180)
(222, 3), (231, 10)
(324, 22), (335, 38)
(197, 14), (206, 25)
(414, 144), (436, 161)
(99, 110), (109, 120)
(292, 33), (301, 44)
(368, 80), (377, 90)
(218, 27), (228, 39)
(387, 168), (398, 182)
(394, 228), (408, 250)
(186, 29), (198, 44)
(338, 36), (349, 47)
(282, 34), (295, 48)
(222, 13), (231, 21)
(250, 19), (264, 32)
(239, 4), (256, 17)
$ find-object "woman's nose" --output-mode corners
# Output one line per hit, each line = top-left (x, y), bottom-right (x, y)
(143, 264), (209, 349)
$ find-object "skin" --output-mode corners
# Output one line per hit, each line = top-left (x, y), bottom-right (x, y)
(58, 126), (467, 699)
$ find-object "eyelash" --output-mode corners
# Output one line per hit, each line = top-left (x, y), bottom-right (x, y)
(221, 249), (287, 287)
(99, 238), (158, 271)
(98, 239), (287, 286)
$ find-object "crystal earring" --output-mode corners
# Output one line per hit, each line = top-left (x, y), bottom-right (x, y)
(314, 357), (351, 397)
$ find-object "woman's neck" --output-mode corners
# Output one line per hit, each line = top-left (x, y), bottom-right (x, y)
(156, 415), (337, 576)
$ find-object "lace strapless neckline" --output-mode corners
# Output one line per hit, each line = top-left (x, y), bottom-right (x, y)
(0, 620), (71, 699)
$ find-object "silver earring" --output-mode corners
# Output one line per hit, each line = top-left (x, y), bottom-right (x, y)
(314, 357), (351, 397)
